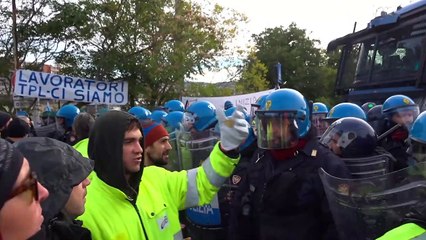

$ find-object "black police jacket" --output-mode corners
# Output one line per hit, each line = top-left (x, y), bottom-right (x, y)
(229, 137), (350, 240)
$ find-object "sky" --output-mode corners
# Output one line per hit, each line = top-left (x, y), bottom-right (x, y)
(190, 0), (417, 83)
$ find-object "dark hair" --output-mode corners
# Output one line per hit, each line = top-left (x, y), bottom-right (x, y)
(128, 118), (142, 133)
(72, 113), (95, 141)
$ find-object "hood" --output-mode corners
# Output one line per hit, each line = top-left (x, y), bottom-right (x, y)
(88, 110), (143, 197)
(14, 137), (93, 223)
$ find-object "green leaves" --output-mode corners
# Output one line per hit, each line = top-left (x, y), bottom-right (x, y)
(248, 23), (339, 103)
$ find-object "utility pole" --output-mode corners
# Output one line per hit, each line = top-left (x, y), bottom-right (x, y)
(12, 0), (18, 70)
(275, 62), (282, 90)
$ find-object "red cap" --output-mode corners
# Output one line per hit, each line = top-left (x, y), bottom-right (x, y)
(142, 122), (169, 148)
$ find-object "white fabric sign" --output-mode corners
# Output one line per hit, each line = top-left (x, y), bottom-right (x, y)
(14, 69), (128, 105)
(182, 89), (275, 114)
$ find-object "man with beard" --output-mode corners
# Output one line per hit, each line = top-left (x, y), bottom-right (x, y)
(142, 121), (172, 167)
(77, 109), (249, 239)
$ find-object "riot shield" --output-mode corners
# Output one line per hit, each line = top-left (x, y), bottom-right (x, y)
(320, 162), (426, 240)
(164, 130), (180, 171)
(176, 128), (219, 170)
(341, 150), (395, 178)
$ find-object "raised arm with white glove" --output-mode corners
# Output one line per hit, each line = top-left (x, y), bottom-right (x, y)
(216, 105), (250, 151)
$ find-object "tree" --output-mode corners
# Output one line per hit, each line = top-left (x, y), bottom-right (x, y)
(235, 51), (269, 94)
(184, 82), (233, 97)
(54, 0), (246, 108)
(250, 23), (337, 101)
(0, 0), (76, 112)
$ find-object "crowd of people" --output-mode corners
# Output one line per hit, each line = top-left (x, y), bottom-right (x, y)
(0, 89), (425, 240)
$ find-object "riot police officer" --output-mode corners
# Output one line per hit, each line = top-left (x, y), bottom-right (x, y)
(54, 104), (80, 144)
(312, 102), (329, 137)
(177, 100), (222, 239)
(229, 88), (350, 240)
(320, 117), (396, 178)
(380, 94), (419, 170)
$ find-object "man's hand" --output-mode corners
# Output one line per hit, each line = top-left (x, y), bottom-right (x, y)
(216, 105), (249, 151)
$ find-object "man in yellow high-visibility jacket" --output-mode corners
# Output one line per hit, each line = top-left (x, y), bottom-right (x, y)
(77, 108), (248, 240)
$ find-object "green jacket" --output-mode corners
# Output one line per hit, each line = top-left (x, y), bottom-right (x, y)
(377, 223), (426, 240)
(73, 138), (89, 158)
(78, 142), (239, 240)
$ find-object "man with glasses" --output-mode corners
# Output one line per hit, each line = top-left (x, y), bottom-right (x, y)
(0, 138), (49, 240)
(15, 137), (93, 240)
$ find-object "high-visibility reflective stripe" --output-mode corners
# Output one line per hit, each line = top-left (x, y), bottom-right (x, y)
(202, 157), (227, 188)
(185, 168), (200, 208)
(377, 223), (426, 240)
(174, 230), (183, 240)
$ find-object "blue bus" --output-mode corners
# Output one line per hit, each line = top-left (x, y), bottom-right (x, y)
(328, 0), (426, 109)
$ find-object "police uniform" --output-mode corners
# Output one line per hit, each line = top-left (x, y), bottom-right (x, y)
(230, 135), (350, 240)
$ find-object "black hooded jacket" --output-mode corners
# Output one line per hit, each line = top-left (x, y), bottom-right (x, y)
(88, 110), (143, 199)
(14, 137), (93, 240)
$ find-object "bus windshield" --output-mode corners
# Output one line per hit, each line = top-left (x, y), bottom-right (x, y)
(336, 20), (426, 90)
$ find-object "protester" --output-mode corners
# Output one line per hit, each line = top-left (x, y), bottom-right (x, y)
(142, 121), (171, 167)
(0, 138), (49, 240)
(78, 109), (248, 239)
(0, 111), (12, 138)
(73, 113), (95, 159)
(15, 137), (93, 240)
(4, 117), (30, 144)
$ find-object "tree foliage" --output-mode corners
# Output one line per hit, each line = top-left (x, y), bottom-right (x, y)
(0, 0), (72, 112)
(235, 51), (269, 94)
(184, 82), (234, 97)
(0, 0), (246, 112)
(250, 23), (338, 102)
(53, 0), (245, 108)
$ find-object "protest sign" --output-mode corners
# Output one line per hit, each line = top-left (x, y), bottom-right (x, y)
(14, 69), (128, 105)
(181, 89), (275, 115)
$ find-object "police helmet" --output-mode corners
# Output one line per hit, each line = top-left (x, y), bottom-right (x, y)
(151, 110), (168, 124)
(326, 102), (367, 121)
(128, 106), (151, 121)
(312, 102), (329, 137)
(163, 111), (184, 132)
(256, 88), (310, 149)
(56, 104), (80, 129)
(320, 117), (377, 158)
(361, 102), (376, 113)
(410, 111), (426, 163)
(382, 95), (419, 126)
(185, 100), (217, 132)
(164, 100), (185, 112)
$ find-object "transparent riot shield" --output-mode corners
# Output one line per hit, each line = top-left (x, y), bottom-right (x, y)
(341, 149), (395, 178)
(176, 128), (219, 170)
(319, 162), (426, 240)
(164, 130), (180, 171)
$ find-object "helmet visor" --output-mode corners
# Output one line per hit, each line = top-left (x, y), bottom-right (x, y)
(320, 126), (357, 156)
(182, 112), (196, 131)
(256, 111), (299, 149)
(390, 106), (419, 128)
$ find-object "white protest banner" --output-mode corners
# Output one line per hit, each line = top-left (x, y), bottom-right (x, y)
(14, 69), (128, 105)
(181, 89), (275, 115)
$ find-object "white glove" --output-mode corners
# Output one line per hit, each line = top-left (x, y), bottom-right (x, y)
(216, 105), (250, 151)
